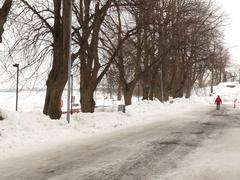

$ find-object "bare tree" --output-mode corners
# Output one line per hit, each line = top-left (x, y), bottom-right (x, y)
(72, 0), (137, 111)
(8, 0), (79, 119)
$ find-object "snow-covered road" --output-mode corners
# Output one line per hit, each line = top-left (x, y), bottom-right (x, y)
(1, 105), (240, 180)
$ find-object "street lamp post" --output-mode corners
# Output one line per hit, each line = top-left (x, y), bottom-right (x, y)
(137, 83), (140, 102)
(13, 63), (19, 111)
(71, 74), (73, 114)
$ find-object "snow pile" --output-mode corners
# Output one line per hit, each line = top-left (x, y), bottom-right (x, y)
(0, 96), (207, 160)
(213, 82), (240, 102)
(192, 82), (240, 105)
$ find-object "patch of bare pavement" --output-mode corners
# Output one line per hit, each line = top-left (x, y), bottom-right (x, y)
(0, 105), (239, 180)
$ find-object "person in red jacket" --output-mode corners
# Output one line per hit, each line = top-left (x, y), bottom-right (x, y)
(215, 95), (222, 110)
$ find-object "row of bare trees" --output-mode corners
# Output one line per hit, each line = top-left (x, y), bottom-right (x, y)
(0, 0), (229, 119)
(104, 0), (229, 103)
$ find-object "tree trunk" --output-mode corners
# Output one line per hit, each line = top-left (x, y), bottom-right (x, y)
(123, 88), (134, 106)
(80, 87), (95, 112)
(43, 38), (66, 119)
(148, 67), (159, 101)
(185, 77), (193, 98)
(43, 0), (72, 119)
(117, 82), (121, 100)
(142, 83), (150, 100)
(174, 85), (184, 98)
(122, 83), (135, 106)
(79, 62), (97, 113)
(43, 70), (67, 119)
(162, 61), (169, 101)
(210, 69), (214, 94)
(0, 0), (12, 43)
(185, 85), (192, 98)
(149, 85), (154, 100)
(149, 79), (157, 100)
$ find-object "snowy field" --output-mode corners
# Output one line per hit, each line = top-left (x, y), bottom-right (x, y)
(1, 82), (240, 179)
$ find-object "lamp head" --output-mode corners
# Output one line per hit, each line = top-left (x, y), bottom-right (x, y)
(13, 64), (19, 68)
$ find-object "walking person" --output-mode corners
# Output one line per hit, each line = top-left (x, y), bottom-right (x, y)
(215, 95), (222, 110)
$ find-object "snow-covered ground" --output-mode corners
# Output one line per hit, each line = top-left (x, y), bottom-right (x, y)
(161, 127), (240, 180)
(0, 90), (207, 160)
(1, 82), (240, 179)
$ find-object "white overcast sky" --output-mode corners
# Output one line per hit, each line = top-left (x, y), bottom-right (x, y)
(214, 0), (240, 64)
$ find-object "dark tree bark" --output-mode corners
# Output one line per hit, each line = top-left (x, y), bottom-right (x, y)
(117, 82), (122, 101)
(122, 82), (136, 106)
(80, 86), (95, 112)
(43, 0), (66, 119)
(0, 0), (12, 42)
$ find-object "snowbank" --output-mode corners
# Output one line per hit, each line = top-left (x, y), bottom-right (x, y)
(0, 96), (207, 160)
(193, 82), (240, 105)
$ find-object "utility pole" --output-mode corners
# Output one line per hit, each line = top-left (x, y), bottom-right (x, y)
(160, 66), (164, 102)
(13, 63), (19, 111)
